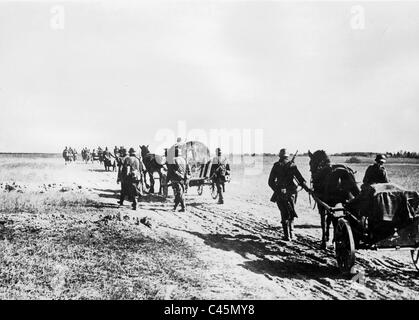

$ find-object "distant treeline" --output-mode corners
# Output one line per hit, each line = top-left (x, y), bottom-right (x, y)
(241, 151), (419, 159)
(0, 153), (61, 158)
(332, 151), (419, 159)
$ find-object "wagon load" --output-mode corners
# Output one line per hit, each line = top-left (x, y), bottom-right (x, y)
(350, 183), (419, 243)
(365, 183), (418, 221)
(166, 141), (211, 182)
(166, 141), (221, 198)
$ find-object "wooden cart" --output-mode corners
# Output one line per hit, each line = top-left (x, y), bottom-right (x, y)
(310, 184), (419, 274)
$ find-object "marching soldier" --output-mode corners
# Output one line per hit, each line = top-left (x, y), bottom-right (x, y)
(116, 147), (127, 183)
(167, 146), (190, 212)
(102, 147), (114, 171)
(362, 154), (389, 187)
(210, 148), (230, 204)
(119, 147), (141, 210)
(68, 147), (74, 162)
(132, 149), (147, 197)
(113, 146), (119, 159)
(72, 148), (77, 162)
(268, 148), (308, 241)
(62, 147), (68, 164)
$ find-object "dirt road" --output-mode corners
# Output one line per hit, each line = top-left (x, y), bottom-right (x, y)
(81, 160), (419, 300)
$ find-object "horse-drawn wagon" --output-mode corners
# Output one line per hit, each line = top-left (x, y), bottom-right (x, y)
(164, 140), (230, 199)
(310, 183), (419, 274)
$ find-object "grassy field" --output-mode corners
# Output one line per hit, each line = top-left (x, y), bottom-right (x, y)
(0, 159), (207, 299)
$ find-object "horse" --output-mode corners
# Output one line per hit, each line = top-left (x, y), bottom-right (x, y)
(63, 150), (73, 165)
(140, 145), (166, 194)
(82, 150), (91, 164)
(308, 150), (360, 249)
(103, 152), (116, 172)
(97, 149), (104, 165)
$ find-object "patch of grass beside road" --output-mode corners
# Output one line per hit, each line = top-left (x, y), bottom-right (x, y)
(0, 191), (207, 299)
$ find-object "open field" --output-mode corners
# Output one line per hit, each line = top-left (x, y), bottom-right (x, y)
(0, 155), (419, 299)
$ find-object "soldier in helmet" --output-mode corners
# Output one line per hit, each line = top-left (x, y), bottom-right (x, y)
(362, 154), (389, 187)
(268, 148), (308, 241)
(210, 147), (230, 204)
(119, 147), (141, 210)
(116, 147), (127, 182)
(92, 149), (97, 162)
(167, 146), (190, 212)
(63, 147), (68, 164)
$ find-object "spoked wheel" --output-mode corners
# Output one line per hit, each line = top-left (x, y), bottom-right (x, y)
(197, 185), (203, 196)
(411, 247), (419, 271)
(211, 184), (218, 200)
(335, 218), (356, 275)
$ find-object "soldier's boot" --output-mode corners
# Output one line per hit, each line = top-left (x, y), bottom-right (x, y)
(132, 198), (137, 211)
(218, 193), (224, 204)
(118, 194), (124, 206)
(179, 197), (186, 212)
(289, 221), (294, 241)
(217, 185), (224, 204)
(282, 222), (290, 241)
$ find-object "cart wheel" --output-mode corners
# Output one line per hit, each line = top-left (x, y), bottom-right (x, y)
(411, 247), (419, 271)
(211, 184), (218, 200)
(335, 218), (356, 274)
(197, 185), (203, 196)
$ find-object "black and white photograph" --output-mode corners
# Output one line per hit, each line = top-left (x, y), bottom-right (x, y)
(0, 0), (419, 303)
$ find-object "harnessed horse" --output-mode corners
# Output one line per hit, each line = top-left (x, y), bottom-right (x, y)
(140, 145), (166, 194)
(308, 150), (360, 249)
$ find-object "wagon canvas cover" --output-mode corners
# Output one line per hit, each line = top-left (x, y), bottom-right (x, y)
(166, 141), (211, 180)
(360, 183), (419, 223)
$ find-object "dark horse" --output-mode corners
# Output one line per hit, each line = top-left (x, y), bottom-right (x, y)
(308, 150), (360, 249)
(140, 145), (166, 194)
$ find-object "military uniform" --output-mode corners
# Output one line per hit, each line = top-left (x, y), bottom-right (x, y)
(119, 148), (141, 210)
(167, 150), (191, 212)
(210, 148), (230, 204)
(117, 148), (128, 202)
(63, 147), (68, 164)
(268, 150), (306, 241)
(363, 163), (389, 185)
(103, 148), (113, 171)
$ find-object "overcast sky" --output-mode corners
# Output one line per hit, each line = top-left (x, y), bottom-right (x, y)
(1, 0), (419, 154)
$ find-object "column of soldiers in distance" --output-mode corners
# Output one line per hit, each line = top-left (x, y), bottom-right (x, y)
(62, 146), (78, 162)
(65, 143), (232, 211)
(79, 147), (103, 162)
(268, 149), (389, 242)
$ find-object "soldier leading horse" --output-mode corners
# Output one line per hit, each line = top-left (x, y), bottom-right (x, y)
(308, 150), (360, 249)
(140, 145), (166, 194)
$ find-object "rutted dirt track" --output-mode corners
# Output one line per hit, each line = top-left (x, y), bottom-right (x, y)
(84, 159), (419, 300)
(1, 157), (419, 299)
